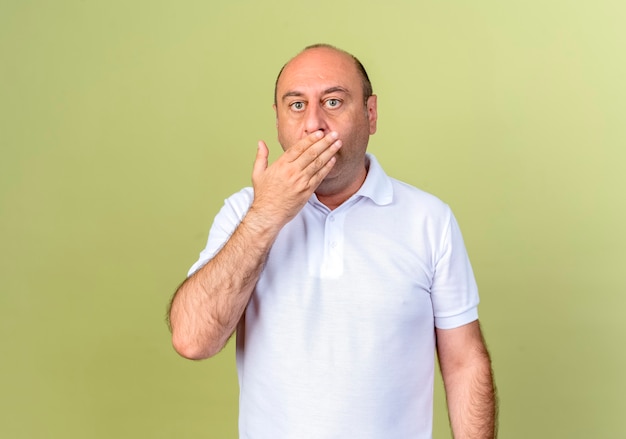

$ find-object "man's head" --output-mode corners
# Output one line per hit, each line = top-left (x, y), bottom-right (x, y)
(273, 44), (378, 197)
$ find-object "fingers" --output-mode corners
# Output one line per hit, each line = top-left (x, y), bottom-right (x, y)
(254, 132), (341, 195)
(309, 153), (337, 186)
(252, 140), (269, 182)
(287, 131), (342, 171)
(284, 130), (325, 161)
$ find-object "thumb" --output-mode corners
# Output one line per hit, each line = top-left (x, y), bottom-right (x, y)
(252, 140), (269, 182)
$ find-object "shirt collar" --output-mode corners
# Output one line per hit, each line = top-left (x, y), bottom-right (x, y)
(355, 153), (394, 206)
(308, 153), (394, 209)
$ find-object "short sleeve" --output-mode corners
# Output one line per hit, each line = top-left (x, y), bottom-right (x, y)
(431, 208), (480, 329)
(187, 188), (254, 276)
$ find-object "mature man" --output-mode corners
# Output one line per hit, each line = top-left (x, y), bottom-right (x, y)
(169, 44), (497, 438)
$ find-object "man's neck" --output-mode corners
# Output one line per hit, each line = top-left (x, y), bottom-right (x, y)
(315, 165), (368, 211)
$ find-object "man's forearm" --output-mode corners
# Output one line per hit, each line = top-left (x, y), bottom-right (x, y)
(442, 347), (497, 438)
(437, 322), (498, 438)
(168, 211), (279, 360)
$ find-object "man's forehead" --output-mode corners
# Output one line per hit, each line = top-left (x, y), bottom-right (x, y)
(277, 48), (359, 93)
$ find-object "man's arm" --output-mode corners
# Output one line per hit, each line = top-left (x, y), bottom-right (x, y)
(436, 320), (498, 438)
(168, 131), (342, 360)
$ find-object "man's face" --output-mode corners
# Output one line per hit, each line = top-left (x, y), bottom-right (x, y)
(274, 47), (377, 196)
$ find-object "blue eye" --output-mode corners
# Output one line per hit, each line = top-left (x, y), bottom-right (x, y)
(291, 101), (305, 111)
(325, 99), (341, 108)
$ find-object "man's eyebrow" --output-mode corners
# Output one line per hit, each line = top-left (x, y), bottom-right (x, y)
(281, 86), (350, 102)
(323, 86), (349, 95)
(281, 91), (305, 102)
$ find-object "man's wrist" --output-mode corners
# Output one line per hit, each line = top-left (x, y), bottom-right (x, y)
(240, 205), (284, 244)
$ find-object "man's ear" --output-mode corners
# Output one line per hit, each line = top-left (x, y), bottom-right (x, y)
(367, 95), (378, 135)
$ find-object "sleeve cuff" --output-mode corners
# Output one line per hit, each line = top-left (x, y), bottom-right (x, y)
(434, 307), (479, 330)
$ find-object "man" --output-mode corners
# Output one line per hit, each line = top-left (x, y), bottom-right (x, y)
(168, 44), (497, 438)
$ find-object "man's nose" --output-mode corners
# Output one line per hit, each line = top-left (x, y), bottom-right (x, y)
(304, 104), (328, 135)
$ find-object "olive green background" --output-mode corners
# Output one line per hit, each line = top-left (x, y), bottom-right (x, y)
(1, 1), (624, 437)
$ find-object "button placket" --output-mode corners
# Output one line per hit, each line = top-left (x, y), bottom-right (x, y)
(320, 211), (345, 278)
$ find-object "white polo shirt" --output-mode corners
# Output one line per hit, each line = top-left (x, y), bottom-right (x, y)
(189, 154), (479, 439)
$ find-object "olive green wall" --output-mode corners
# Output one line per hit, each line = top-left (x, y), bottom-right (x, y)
(1, 1), (624, 437)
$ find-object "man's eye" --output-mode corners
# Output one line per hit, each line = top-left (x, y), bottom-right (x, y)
(291, 102), (305, 111)
(325, 99), (341, 108)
